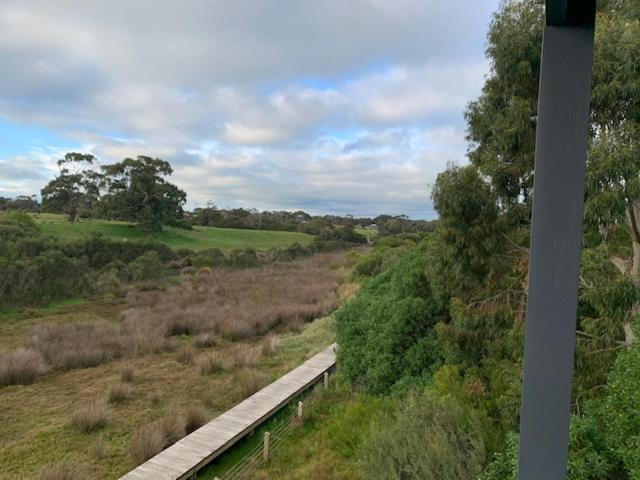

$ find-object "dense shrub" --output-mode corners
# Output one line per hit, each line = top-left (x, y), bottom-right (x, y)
(336, 245), (446, 393)
(190, 248), (225, 268)
(129, 251), (165, 281)
(227, 248), (259, 268)
(362, 392), (485, 480)
(0, 215), (172, 307)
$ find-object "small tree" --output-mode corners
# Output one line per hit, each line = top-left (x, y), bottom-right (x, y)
(41, 153), (100, 222)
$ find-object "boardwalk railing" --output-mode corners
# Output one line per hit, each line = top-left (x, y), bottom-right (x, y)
(120, 344), (337, 480)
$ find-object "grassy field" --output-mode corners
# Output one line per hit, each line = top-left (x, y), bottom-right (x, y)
(0, 304), (338, 479)
(0, 252), (352, 479)
(31, 213), (313, 251)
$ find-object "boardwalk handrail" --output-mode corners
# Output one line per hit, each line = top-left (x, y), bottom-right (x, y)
(120, 343), (337, 480)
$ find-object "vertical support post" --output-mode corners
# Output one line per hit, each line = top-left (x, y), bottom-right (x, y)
(263, 431), (270, 462)
(297, 401), (303, 420)
(518, 3), (596, 479)
(323, 371), (329, 389)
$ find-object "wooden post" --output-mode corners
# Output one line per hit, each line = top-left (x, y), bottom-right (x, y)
(323, 371), (329, 389)
(263, 431), (270, 462)
(297, 401), (303, 420)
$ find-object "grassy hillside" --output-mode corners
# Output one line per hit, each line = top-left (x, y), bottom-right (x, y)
(31, 213), (313, 251)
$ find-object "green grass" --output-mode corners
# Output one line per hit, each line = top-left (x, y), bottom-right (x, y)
(31, 213), (313, 251)
(0, 302), (337, 479)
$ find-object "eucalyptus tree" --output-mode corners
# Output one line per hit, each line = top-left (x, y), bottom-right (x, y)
(41, 153), (101, 222)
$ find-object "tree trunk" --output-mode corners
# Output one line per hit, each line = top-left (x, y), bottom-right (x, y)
(633, 240), (640, 287)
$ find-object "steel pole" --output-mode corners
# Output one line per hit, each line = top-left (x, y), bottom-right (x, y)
(518, 3), (596, 479)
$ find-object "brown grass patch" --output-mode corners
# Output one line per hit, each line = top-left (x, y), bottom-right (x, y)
(38, 463), (83, 480)
(193, 333), (217, 348)
(120, 364), (135, 383)
(8, 252), (345, 384)
(71, 399), (110, 433)
(236, 368), (268, 397)
(0, 348), (45, 386)
(197, 352), (225, 375)
(176, 345), (196, 365)
(184, 405), (209, 434)
(261, 335), (279, 357)
(156, 415), (185, 446)
(123, 253), (344, 343)
(107, 382), (132, 404)
(233, 345), (261, 368)
(129, 423), (165, 465)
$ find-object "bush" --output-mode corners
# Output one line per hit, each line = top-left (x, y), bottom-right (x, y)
(191, 248), (225, 268)
(362, 392), (485, 480)
(71, 399), (110, 433)
(184, 405), (209, 434)
(129, 251), (165, 281)
(227, 248), (259, 268)
(0, 348), (45, 386)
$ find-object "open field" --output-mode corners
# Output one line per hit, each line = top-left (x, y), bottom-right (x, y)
(0, 253), (351, 479)
(31, 213), (313, 251)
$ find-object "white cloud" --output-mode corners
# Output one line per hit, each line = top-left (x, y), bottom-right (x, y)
(0, 0), (499, 218)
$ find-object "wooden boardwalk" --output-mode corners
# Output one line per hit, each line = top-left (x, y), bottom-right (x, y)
(120, 344), (337, 480)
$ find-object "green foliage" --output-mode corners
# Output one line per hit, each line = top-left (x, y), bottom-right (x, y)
(41, 153), (100, 222)
(227, 248), (259, 268)
(336, 245), (446, 393)
(430, 165), (506, 298)
(100, 156), (187, 232)
(465, 0), (543, 215)
(0, 210), (40, 242)
(0, 214), (172, 307)
(361, 391), (485, 480)
(129, 251), (165, 282)
(350, 245), (406, 279)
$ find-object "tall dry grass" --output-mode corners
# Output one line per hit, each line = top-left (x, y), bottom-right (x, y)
(11, 253), (344, 379)
(122, 252), (344, 342)
(0, 348), (45, 386)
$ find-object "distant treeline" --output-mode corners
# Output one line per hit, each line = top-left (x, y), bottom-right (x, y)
(188, 207), (434, 235)
(1, 195), (434, 236)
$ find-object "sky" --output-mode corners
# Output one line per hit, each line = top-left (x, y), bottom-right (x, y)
(0, 0), (500, 219)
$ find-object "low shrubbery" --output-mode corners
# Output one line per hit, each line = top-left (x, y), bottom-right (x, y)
(362, 392), (485, 480)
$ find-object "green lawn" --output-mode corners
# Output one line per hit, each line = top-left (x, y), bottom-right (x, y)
(31, 213), (313, 251)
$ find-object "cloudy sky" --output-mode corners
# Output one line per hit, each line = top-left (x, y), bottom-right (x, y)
(0, 0), (499, 219)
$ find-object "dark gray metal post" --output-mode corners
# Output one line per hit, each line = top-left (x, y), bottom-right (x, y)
(518, 1), (596, 479)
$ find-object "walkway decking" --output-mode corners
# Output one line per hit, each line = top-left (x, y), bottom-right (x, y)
(120, 343), (337, 480)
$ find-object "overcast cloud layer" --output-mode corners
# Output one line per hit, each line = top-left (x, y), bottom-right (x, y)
(0, 0), (498, 218)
